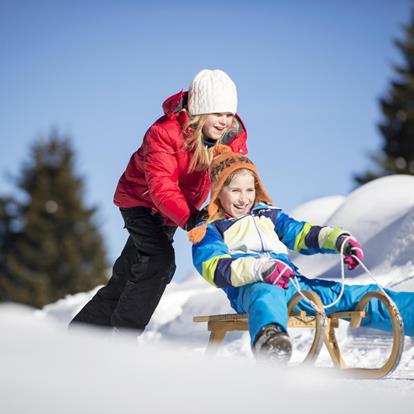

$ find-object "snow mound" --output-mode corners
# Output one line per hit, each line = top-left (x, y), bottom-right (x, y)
(325, 174), (414, 242)
(293, 175), (414, 283)
(290, 195), (345, 224)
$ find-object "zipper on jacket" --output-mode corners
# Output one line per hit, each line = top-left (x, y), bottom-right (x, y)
(252, 215), (265, 252)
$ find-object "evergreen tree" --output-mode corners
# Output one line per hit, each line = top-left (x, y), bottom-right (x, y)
(355, 12), (414, 185)
(0, 131), (108, 308)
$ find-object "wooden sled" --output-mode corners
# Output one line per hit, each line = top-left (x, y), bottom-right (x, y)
(193, 290), (405, 379)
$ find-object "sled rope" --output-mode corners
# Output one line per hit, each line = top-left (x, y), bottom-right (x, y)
(290, 278), (324, 313)
(353, 255), (394, 304)
(290, 235), (350, 312)
(290, 235), (395, 312)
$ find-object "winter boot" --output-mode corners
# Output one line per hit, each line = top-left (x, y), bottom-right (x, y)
(253, 323), (292, 363)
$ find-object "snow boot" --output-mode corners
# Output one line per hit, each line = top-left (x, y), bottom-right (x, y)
(253, 323), (292, 363)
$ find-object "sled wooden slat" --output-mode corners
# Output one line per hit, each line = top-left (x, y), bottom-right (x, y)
(208, 319), (248, 332)
(193, 291), (404, 379)
(193, 310), (308, 323)
(328, 310), (366, 328)
(198, 313), (317, 333)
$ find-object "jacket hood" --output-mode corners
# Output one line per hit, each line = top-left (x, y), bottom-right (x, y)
(162, 90), (188, 117)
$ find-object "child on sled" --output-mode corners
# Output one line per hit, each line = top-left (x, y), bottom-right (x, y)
(189, 146), (414, 362)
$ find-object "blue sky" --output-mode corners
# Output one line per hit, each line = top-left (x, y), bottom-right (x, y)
(0, 0), (412, 281)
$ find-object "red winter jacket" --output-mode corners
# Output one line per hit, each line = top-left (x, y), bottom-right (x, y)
(113, 91), (248, 229)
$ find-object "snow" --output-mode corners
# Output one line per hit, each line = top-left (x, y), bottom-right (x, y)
(2, 175), (414, 411)
(290, 194), (346, 223)
(292, 175), (414, 286)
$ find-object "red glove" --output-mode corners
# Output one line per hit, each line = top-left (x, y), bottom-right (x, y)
(336, 235), (364, 270)
(260, 259), (296, 289)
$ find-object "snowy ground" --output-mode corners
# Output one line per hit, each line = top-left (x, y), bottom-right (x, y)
(2, 175), (414, 412)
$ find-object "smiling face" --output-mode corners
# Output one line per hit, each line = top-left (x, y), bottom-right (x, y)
(218, 170), (256, 218)
(202, 113), (234, 140)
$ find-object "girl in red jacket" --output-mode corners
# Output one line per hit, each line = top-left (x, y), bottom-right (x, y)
(70, 69), (248, 332)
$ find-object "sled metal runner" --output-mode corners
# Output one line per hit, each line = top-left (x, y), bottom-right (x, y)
(193, 291), (405, 379)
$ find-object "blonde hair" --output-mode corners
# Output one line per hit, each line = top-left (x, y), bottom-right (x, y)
(182, 110), (237, 172)
(208, 168), (257, 223)
(183, 112), (214, 172)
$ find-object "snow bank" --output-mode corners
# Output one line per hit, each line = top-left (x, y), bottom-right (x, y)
(293, 175), (414, 283)
(1, 304), (413, 413)
(290, 195), (345, 224)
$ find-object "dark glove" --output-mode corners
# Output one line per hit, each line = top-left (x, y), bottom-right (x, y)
(185, 208), (208, 231)
(260, 259), (296, 289)
(336, 234), (364, 270)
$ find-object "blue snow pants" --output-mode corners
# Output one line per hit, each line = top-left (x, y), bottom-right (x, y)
(223, 276), (414, 347)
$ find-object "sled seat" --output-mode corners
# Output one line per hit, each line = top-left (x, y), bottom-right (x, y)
(193, 291), (404, 379)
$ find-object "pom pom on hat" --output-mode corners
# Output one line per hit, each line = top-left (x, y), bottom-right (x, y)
(188, 69), (238, 116)
(188, 223), (208, 244)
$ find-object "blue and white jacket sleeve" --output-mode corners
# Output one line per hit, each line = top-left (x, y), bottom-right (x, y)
(273, 210), (347, 255)
(192, 224), (264, 288)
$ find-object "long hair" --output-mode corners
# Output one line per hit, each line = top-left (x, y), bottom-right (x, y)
(183, 112), (213, 172)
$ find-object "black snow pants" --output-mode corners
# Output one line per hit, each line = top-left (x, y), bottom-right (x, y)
(70, 207), (177, 331)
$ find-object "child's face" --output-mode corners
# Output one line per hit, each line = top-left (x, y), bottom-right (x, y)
(202, 113), (234, 140)
(218, 171), (256, 217)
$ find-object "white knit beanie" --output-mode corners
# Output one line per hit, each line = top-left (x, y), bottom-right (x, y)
(188, 69), (238, 116)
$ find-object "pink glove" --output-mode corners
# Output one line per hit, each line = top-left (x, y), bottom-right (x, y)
(337, 235), (364, 270)
(260, 259), (296, 289)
